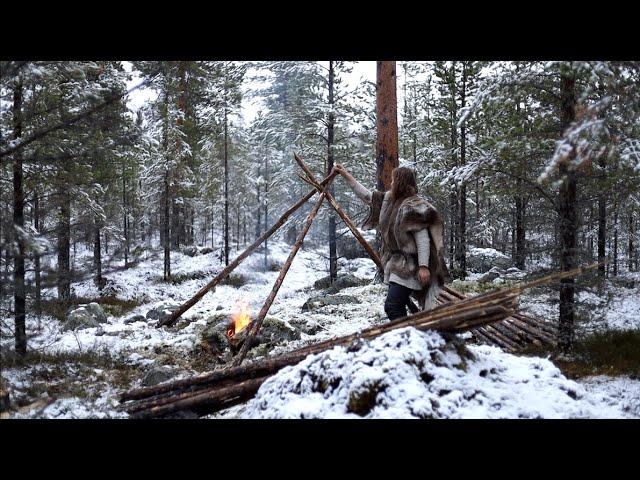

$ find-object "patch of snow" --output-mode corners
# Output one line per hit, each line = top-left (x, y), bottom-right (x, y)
(237, 328), (630, 419)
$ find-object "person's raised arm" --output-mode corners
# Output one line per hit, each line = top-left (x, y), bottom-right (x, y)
(333, 163), (372, 203)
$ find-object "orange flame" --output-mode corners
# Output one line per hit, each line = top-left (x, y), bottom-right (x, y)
(227, 301), (252, 337)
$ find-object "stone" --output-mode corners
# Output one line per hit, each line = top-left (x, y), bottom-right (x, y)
(260, 316), (300, 343)
(336, 227), (377, 260)
(141, 367), (177, 387)
(123, 314), (146, 324)
(302, 294), (361, 311)
(180, 245), (199, 257)
(200, 315), (232, 354)
(467, 247), (512, 273)
(314, 274), (368, 293)
(145, 301), (181, 323)
(478, 266), (503, 283)
(63, 303), (108, 332)
(504, 267), (527, 281)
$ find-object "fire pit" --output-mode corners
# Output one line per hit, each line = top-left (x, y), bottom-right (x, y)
(226, 301), (262, 354)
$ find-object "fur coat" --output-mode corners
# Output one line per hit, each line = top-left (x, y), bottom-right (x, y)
(363, 190), (450, 309)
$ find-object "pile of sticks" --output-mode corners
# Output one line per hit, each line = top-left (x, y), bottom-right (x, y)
(437, 286), (557, 352)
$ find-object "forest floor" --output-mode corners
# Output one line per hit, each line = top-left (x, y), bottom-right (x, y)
(1, 241), (639, 419)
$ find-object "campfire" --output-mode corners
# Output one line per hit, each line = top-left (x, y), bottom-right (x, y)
(227, 301), (253, 339)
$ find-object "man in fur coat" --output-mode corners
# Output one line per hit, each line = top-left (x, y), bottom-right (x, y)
(333, 164), (449, 320)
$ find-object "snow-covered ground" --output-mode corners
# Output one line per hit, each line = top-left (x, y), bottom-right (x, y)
(234, 328), (633, 419)
(1, 241), (638, 419)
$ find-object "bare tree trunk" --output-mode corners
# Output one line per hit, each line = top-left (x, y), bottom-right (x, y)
(597, 156), (606, 280)
(456, 63), (468, 278)
(255, 164), (262, 240)
(57, 181), (71, 303)
(613, 202), (618, 276)
(162, 65), (171, 281)
(557, 72), (577, 353)
(514, 186), (526, 269)
(33, 192), (41, 317)
(263, 148), (269, 270)
(122, 162), (129, 266)
(12, 77), (26, 356)
(375, 61), (399, 192)
(327, 61), (337, 282)
(629, 210), (635, 271)
(94, 217), (102, 287)
(223, 88), (229, 266)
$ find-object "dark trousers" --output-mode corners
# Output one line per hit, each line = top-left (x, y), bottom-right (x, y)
(384, 282), (414, 320)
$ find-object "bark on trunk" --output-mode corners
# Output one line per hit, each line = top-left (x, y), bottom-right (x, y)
(224, 90), (230, 266)
(557, 72), (577, 353)
(327, 61), (337, 282)
(13, 77), (26, 356)
(33, 192), (41, 317)
(597, 156), (606, 279)
(375, 61), (399, 192)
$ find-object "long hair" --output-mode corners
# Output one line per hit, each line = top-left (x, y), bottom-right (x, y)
(390, 166), (418, 200)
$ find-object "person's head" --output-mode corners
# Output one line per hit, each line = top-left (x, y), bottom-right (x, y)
(390, 166), (418, 200)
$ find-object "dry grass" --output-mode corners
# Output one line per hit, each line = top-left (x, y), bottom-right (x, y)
(523, 330), (640, 379)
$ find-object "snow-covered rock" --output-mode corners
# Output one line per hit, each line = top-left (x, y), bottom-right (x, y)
(336, 227), (377, 260)
(145, 301), (181, 323)
(314, 274), (368, 293)
(302, 294), (361, 311)
(478, 266), (503, 283)
(240, 327), (627, 419)
(468, 247), (512, 273)
(141, 367), (178, 387)
(63, 303), (108, 331)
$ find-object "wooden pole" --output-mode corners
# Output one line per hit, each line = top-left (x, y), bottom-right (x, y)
(293, 153), (420, 314)
(158, 170), (339, 327)
(232, 177), (335, 365)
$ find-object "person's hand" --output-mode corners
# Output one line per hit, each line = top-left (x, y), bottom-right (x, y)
(333, 163), (348, 176)
(418, 266), (431, 286)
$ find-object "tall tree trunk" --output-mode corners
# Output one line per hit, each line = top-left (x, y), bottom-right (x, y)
(597, 156), (606, 279)
(162, 64), (171, 281)
(255, 164), (262, 240)
(457, 63), (468, 278)
(33, 192), (41, 317)
(94, 216), (103, 287)
(557, 71), (577, 353)
(613, 202), (618, 276)
(375, 61), (399, 191)
(223, 88), (230, 266)
(327, 61), (338, 282)
(514, 181), (526, 269)
(12, 77), (26, 356)
(263, 147), (269, 270)
(629, 210), (635, 271)
(122, 162), (129, 266)
(57, 179), (71, 303)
